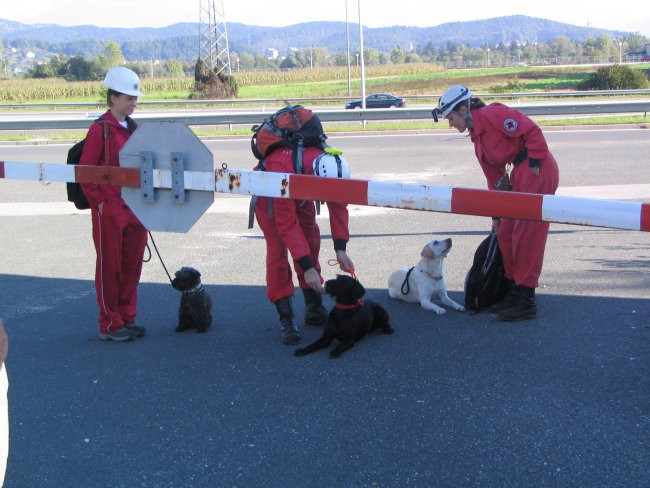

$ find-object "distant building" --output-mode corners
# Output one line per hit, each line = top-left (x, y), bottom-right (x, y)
(25, 51), (35, 59)
(264, 48), (279, 60)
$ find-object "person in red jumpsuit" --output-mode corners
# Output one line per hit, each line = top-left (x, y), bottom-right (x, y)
(80, 67), (148, 341)
(435, 85), (560, 321)
(254, 147), (354, 345)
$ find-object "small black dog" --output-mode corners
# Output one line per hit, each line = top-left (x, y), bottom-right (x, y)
(171, 267), (213, 333)
(295, 274), (394, 358)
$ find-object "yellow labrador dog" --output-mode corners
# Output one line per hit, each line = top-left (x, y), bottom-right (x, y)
(388, 238), (465, 314)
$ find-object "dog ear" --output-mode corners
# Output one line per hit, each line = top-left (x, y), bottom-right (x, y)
(421, 243), (436, 259)
(351, 279), (365, 300)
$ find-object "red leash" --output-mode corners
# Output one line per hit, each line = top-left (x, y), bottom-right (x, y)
(327, 259), (359, 281)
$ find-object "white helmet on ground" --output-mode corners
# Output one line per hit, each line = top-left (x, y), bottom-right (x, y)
(102, 66), (144, 97)
(433, 85), (472, 121)
(313, 152), (350, 179)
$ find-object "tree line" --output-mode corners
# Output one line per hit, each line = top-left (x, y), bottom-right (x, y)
(6, 32), (649, 80)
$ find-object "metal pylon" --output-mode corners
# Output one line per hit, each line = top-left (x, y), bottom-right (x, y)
(198, 0), (232, 75)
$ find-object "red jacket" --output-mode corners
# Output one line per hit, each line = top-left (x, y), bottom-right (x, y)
(469, 103), (551, 190)
(259, 146), (350, 266)
(79, 111), (134, 208)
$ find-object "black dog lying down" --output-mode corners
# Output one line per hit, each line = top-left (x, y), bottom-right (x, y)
(295, 274), (394, 358)
(171, 267), (213, 333)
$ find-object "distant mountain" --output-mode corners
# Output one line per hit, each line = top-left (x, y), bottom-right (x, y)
(0, 15), (631, 61)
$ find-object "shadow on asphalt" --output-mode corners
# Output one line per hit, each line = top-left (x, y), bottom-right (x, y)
(1, 274), (648, 487)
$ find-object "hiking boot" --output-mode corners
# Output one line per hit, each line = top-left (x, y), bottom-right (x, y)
(497, 286), (537, 322)
(488, 279), (516, 313)
(302, 288), (328, 327)
(98, 327), (138, 342)
(274, 297), (300, 345)
(125, 322), (146, 337)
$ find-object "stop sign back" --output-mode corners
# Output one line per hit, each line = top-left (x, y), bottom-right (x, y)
(120, 122), (214, 233)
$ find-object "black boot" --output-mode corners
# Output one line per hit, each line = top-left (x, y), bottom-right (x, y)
(488, 278), (516, 313)
(497, 285), (537, 322)
(302, 288), (328, 327)
(274, 297), (300, 345)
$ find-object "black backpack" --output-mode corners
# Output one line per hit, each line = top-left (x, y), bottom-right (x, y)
(66, 119), (109, 210)
(464, 233), (509, 312)
(66, 117), (136, 210)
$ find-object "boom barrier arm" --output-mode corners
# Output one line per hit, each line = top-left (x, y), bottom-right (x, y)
(1, 161), (648, 233)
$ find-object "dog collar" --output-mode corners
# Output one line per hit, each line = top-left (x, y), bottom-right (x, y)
(182, 284), (203, 295)
(419, 268), (443, 281)
(335, 298), (364, 310)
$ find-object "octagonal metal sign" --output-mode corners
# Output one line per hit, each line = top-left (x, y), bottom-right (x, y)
(120, 122), (214, 233)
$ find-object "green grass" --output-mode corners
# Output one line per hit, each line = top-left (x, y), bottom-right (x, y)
(1, 64), (647, 140)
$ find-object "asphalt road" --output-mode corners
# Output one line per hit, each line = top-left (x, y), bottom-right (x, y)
(0, 127), (649, 487)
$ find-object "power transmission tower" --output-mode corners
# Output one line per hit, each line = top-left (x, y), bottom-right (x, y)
(198, 0), (232, 75)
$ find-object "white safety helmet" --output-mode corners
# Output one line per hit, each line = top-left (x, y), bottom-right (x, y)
(432, 84), (472, 121)
(102, 66), (144, 97)
(313, 152), (350, 179)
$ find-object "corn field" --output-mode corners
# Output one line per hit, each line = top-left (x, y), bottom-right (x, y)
(0, 64), (448, 102)
(0, 77), (196, 102)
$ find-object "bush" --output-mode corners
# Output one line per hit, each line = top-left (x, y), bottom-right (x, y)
(191, 58), (238, 99)
(489, 78), (526, 93)
(578, 64), (648, 90)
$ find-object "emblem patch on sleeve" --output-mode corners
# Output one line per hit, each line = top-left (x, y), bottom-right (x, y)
(503, 118), (518, 132)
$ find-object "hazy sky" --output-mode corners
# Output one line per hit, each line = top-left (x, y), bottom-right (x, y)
(1, 0), (648, 36)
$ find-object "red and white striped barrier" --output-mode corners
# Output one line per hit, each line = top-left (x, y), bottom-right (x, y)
(1, 161), (648, 232)
(214, 168), (649, 232)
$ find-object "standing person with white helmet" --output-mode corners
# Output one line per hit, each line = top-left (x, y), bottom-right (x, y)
(254, 147), (354, 345)
(80, 66), (148, 342)
(433, 85), (560, 321)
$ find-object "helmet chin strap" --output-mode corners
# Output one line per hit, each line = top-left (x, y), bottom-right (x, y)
(462, 99), (473, 129)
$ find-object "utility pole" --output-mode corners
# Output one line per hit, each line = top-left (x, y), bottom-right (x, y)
(358, 0), (366, 109)
(345, 0), (352, 97)
(198, 0), (232, 75)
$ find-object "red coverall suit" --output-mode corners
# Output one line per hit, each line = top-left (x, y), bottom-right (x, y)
(469, 103), (560, 288)
(254, 147), (350, 303)
(80, 111), (148, 334)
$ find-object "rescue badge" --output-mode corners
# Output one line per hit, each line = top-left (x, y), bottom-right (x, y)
(503, 118), (518, 132)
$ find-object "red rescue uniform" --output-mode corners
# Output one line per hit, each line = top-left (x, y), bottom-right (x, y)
(80, 111), (148, 334)
(469, 103), (560, 288)
(254, 147), (350, 303)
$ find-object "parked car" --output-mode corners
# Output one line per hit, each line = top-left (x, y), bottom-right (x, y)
(345, 93), (406, 109)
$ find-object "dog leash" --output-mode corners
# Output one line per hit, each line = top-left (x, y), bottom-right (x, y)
(401, 266), (415, 295)
(147, 231), (174, 284)
(327, 259), (359, 281)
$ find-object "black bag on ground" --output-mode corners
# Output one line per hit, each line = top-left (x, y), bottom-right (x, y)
(464, 233), (509, 312)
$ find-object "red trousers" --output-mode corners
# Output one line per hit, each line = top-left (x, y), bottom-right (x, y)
(498, 155), (560, 288)
(255, 197), (323, 303)
(91, 203), (148, 334)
